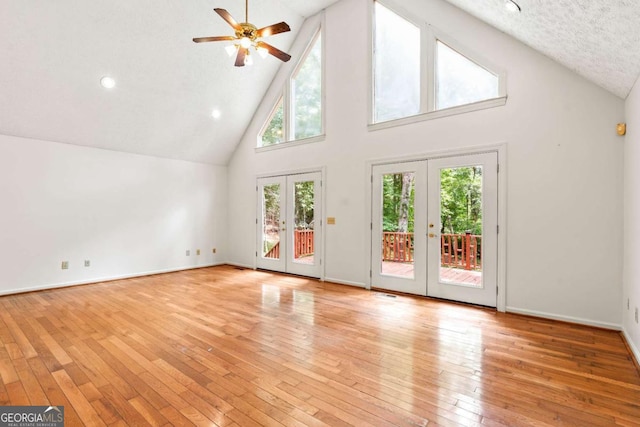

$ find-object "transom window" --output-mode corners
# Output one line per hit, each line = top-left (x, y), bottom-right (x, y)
(372, 1), (505, 125)
(260, 30), (323, 147)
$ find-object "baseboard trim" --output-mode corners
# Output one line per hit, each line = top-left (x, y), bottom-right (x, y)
(224, 262), (256, 270)
(324, 277), (366, 288)
(622, 328), (640, 369)
(506, 306), (622, 330)
(0, 263), (225, 297)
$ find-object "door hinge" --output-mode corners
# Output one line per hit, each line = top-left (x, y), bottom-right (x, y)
(255, 251), (258, 257)
(370, 222), (373, 230)
(369, 270), (372, 278)
(497, 225), (499, 234)
(497, 287), (499, 295)
(320, 219), (323, 227)
(256, 218), (258, 225)
(370, 175), (373, 183)
(497, 163), (500, 173)
(256, 185), (258, 192)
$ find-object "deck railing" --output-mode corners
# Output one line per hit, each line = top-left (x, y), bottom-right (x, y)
(441, 232), (482, 270)
(265, 230), (481, 270)
(263, 229), (314, 259)
(382, 232), (414, 262)
(294, 229), (314, 258)
(381, 231), (482, 270)
(264, 241), (280, 259)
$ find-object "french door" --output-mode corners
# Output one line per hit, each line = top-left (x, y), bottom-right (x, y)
(256, 172), (322, 278)
(371, 153), (498, 307)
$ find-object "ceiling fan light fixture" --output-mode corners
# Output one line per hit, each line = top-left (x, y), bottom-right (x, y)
(505, 0), (521, 13)
(225, 44), (238, 56)
(239, 37), (252, 49)
(257, 47), (269, 59)
(245, 52), (254, 66)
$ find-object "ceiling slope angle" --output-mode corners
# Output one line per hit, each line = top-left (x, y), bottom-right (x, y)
(0, 0), (338, 165)
(443, 0), (640, 99)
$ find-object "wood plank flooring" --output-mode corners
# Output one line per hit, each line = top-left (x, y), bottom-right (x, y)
(1, 265), (639, 426)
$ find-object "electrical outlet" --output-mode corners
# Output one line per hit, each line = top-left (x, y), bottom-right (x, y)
(196, 249), (201, 256)
(213, 248), (217, 254)
(186, 250), (190, 256)
(61, 261), (69, 270)
(84, 260), (90, 267)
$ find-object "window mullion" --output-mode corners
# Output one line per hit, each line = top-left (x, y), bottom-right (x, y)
(285, 79), (292, 142)
(424, 24), (435, 114)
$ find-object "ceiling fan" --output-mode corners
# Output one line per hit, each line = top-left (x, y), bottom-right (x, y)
(193, 0), (292, 67)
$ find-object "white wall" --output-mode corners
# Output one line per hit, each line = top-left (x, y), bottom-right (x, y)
(623, 79), (640, 359)
(0, 134), (227, 295)
(227, 0), (625, 327)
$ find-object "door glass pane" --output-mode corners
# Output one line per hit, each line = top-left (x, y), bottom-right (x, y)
(439, 166), (483, 287)
(380, 172), (415, 278)
(262, 184), (281, 259)
(293, 180), (315, 265)
(373, 2), (420, 122)
(436, 41), (499, 110)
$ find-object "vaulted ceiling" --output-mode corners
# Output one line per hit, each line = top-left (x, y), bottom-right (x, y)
(442, 0), (640, 99)
(1, 0), (639, 166)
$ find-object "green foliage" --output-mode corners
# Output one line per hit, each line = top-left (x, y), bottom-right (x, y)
(293, 34), (322, 140)
(294, 181), (314, 228)
(382, 173), (415, 232)
(263, 183), (281, 220)
(261, 100), (284, 146)
(440, 166), (482, 235)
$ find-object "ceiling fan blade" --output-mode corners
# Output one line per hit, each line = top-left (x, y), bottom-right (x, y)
(256, 22), (291, 38)
(214, 8), (241, 31)
(235, 47), (247, 67)
(193, 36), (236, 43)
(256, 41), (291, 62)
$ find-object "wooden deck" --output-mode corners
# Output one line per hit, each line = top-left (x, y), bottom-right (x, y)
(382, 261), (482, 286)
(0, 265), (639, 426)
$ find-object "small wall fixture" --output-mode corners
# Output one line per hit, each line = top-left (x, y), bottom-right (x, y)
(617, 123), (627, 136)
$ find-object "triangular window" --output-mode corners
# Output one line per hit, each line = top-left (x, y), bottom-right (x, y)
(435, 40), (499, 110)
(292, 33), (322, 140)
(261, 98), (284, 147)
(259, 27), (323, 147)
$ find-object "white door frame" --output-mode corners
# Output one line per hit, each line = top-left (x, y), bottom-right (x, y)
(365, 144), (507, 312)
(255, 167), (326, 280)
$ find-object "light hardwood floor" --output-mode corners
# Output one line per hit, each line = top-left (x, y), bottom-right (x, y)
(1, 265), (639, 426)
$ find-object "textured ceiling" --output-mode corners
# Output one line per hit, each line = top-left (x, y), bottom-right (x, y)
(0, 0), (338, 165)
(1, 0), (639, 166)
(442, 0), (640, 99)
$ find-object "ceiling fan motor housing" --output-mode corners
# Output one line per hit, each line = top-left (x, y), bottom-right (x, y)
(237, 23), (258, 41)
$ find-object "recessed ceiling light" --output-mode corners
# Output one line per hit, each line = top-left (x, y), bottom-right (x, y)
(100, 76), (116, 89)
(211, 109), (221, 119)
(505, 0), (521, 13)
